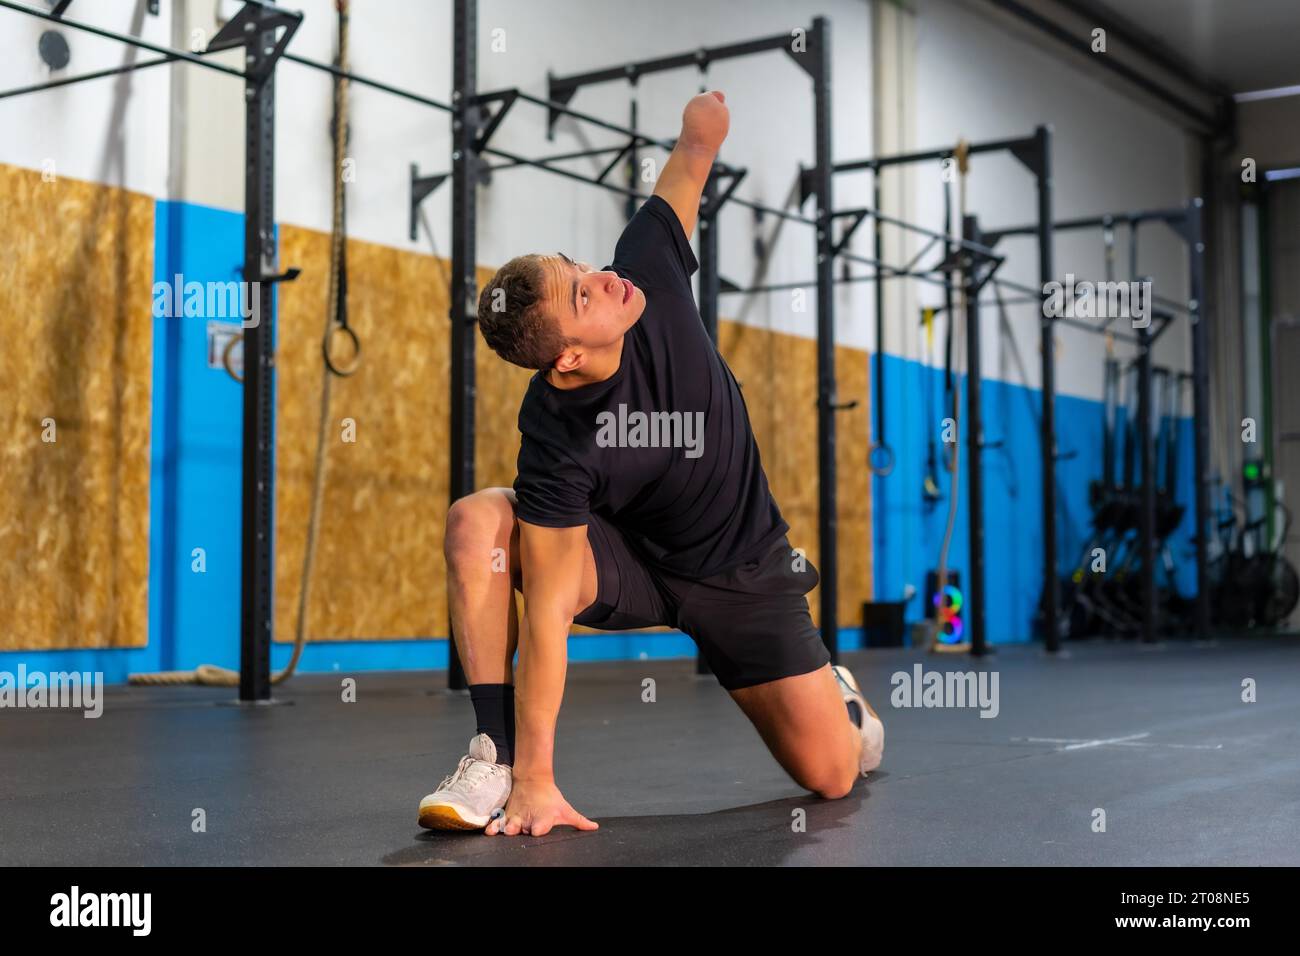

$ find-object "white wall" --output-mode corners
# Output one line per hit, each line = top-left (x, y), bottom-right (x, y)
(0, 0), (175, 196)
(906, 0), (1195, 402)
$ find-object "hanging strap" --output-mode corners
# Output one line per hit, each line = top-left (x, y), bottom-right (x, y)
(323, 0), (361, 377)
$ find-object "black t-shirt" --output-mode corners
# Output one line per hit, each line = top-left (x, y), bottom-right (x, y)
(513, 194), (787, 578)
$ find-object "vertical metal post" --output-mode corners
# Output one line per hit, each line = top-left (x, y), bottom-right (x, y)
(1129, 221), (1141, 280)
(698, 169), (720, 343)
(696, 168), (720, 676)
(872, 165), (885, 459)
(964, 215), (988, 657)
(1187, 198), (1212, 639)
(1035, 125), (1059, 652)
(448, 0), (478, 690)
(239, 11), (279, 702)
(1137, 320), (1158, 643)
(811, 16), (838, 659)
(626, 97), (640, 223)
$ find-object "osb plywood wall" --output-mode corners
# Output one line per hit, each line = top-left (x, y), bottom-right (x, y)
(0, 165), (153, 651)
(276, 223), (872, 640)
(274, 226), (532, 641)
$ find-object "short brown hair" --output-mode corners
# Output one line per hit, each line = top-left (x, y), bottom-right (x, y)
(476, 254), (573, 370)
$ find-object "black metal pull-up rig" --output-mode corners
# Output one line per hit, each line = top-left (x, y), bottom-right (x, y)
(984, 202), (1213, 646)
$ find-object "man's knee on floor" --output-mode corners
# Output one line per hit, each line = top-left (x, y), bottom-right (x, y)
(800, 755), (859, 800)
(444, 489), (516, 569)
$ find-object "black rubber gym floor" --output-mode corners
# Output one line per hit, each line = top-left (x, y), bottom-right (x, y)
(2, 636), (1297, 866)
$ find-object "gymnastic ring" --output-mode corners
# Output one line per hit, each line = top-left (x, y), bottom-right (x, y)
(222, 331), (244, 384)
(868, 442), (895, 476)
(322, 324), (362, 377)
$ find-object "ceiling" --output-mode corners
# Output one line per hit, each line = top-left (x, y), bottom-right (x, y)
(1086, 0), (1300, 94)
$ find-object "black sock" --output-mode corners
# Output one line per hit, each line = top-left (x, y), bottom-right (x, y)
(468, 683), (515, 765)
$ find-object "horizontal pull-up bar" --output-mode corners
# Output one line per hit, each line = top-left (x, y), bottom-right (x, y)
(837, 205), (1005, 261)
(993, 276), (1048, 299)
(0, 52), (176, 100)
(838, 251), (963, 293)
(547, 28), (802, 96)
(481, 87), (681, 152)
(719, 272), (878, 296)
(930, 294), (1042, 316)
(986, 207), (1191, 240)
(282, 53), (452, 112)
(1055, 313), (1141, 344)
(720, 266), (949, 296)
(994, 274), (1189, 316)
(718, 193), (818, 228)
(485, 143), (633, 172)
(479, 145), (644, 201)
(715, 237), (977, 297)
(991, 277), (1176, 344)
(833, 133), (1040, 173)
(0, 0), (246, 80)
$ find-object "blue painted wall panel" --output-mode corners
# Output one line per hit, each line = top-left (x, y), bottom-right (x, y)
(870, 352), (1197, 643)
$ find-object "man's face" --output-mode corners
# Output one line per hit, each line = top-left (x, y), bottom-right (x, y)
(537, 253), (645, 367)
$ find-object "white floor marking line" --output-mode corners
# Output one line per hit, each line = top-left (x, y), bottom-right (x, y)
(1111, 741), (1225, 750)
(1013, 735), (1224, 751)
(1057, 732), (1150, 751)
(1016, 736), (1144, 746)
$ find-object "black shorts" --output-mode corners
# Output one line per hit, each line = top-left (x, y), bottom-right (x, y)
(573, 514), (831, 690)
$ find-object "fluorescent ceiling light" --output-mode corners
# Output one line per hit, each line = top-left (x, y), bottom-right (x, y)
(1235, 84), (1300, 103)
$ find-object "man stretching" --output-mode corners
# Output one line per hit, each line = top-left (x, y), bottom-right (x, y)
(419, 91), (883, 836)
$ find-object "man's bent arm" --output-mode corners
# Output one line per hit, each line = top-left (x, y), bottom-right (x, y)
(653, 90), (730, 241)
(513, 520), (588, 783)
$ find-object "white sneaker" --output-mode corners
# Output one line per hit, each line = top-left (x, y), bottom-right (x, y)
(418, 733), (513, 831)
(832, 664), (885, 776)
